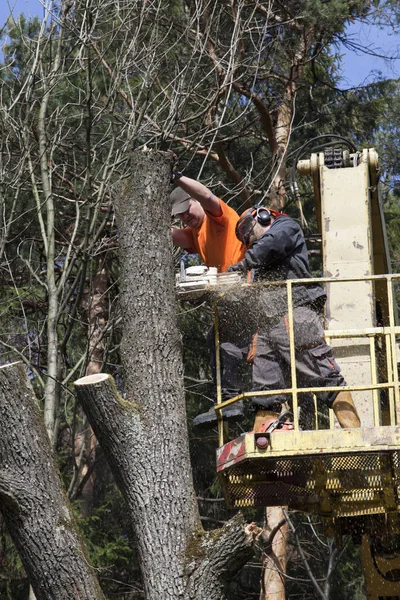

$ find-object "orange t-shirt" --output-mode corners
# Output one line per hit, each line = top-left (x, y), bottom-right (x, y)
(176, 199), (245, 273)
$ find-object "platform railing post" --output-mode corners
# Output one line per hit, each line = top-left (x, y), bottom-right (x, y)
(287, 280), (299, 430)
(385, 332), (396, 425)
(386, 277), (400, 424)
(370, 336), (380, 426)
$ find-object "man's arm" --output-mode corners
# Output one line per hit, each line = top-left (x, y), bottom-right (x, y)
(171, 226), (195, 252)
(174, 174), (222, 217)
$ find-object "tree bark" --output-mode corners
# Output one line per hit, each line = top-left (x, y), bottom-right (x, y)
(75, 149), (259, 599)
(260, 507), (288, 600)
(113, 149), (200, 599)
(75, 373), (259, 599)
(0, 362), (105, 600)
(85, 252), (111, 377)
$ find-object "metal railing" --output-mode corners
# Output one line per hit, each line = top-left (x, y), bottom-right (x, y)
(213, 273), (400, 446)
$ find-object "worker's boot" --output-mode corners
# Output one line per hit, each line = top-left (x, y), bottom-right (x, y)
(192, 401), (244, 430)
(253, 409), (279, 433)
(331, 391), (361, 428)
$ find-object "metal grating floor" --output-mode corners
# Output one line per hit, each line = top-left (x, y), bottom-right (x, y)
(220, 451), (400, 524)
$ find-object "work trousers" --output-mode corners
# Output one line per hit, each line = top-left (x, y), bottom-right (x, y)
(252, 305), (345, 411)
(207, 326), (249, 400)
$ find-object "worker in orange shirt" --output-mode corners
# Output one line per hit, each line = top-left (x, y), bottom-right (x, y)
(171, 172), (247, 428)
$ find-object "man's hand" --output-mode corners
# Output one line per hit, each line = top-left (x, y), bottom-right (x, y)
(170, 171), (183, 184)
(227, 261), (246, 273)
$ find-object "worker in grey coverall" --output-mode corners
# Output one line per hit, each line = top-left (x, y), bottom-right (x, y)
(227, 207), (361, 429)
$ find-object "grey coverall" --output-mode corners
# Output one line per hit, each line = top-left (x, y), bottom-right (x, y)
(240, 215), (345, 411)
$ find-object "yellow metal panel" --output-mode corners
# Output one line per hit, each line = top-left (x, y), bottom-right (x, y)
(218, 429), (400, 532)
(217, 428), (400, 466)
(320, 160), (378, 427)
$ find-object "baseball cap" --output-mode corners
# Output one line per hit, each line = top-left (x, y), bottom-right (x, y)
(171, 187), (192, 216)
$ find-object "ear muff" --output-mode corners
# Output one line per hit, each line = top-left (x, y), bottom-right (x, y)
(255, 207), (271, 226)
(235, 206), (271, 245)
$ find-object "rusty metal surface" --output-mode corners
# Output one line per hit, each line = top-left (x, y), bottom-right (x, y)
(218, 428), (400, 534)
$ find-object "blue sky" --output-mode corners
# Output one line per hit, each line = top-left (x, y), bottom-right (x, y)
(1, 0), (399, 88)
(338, 20), (400, 87)
(1, 0), (44, 22)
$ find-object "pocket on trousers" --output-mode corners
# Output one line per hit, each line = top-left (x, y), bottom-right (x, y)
(308, 344), (340, 375)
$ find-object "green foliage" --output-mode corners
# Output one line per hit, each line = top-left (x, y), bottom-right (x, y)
(330, 537), (366, 599)
(72, 483), (140, 597)
(2, 15), (42, 81)
(383, 193), (400, 271)
(0, 520), (29, 600)
(78, 509), (132, 568)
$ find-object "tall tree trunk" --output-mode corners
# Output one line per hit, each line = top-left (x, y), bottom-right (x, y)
(75, 149), (260, 599)
(38, 12), (65, 444)
(0, 362), (105, 600)
(114, 149), (200, 598)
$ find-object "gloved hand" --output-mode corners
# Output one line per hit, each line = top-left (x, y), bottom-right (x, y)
(227, 261), (246, 273)
(170, 171), (183, 184)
